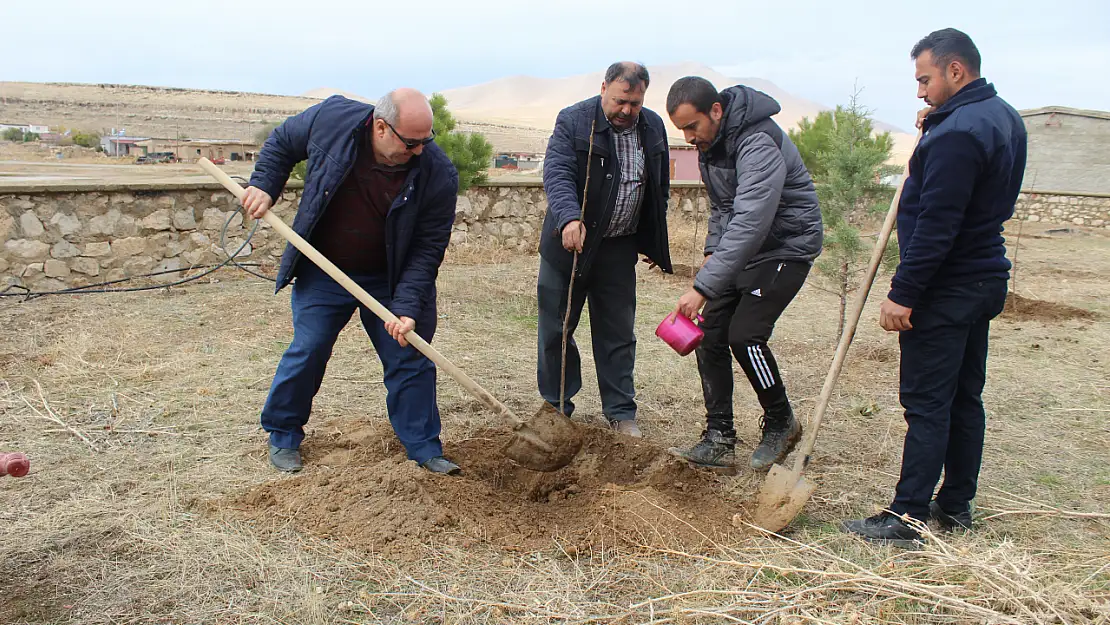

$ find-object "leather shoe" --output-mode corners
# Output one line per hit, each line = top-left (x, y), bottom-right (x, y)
(609, 419), (643, 438)
(841, 511), (923, 548)
(930, 501), (973, 531)
(420, 456), (462, 475)
(269, 445), (303, 473)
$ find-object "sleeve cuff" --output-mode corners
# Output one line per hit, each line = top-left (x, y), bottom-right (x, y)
(887, 286), (918, 309)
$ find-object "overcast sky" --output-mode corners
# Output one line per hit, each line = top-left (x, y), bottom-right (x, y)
(2, 0), (1107, 129)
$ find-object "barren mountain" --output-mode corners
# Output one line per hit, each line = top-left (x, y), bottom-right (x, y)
(1, 65), (914, 161)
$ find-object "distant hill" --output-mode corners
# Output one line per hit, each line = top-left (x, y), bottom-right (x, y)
(305, 62), (915, 161)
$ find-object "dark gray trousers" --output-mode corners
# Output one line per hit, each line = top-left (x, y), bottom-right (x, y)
(537, 235), (638, 421)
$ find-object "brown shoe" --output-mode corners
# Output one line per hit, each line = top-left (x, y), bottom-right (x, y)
(609, 419), (643, 438)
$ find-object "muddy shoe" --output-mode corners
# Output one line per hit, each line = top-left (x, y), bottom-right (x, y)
(608, 419), (643, 438)
(269, 445), (303, 473)
(420, 456), (462, 476)
(930, 501), (973, 531)
(841, 512), (923, 548)
(668, 429), (736, 471)
(750, 413), (802, 472)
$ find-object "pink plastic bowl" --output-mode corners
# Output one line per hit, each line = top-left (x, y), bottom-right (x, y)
(656, 313), (704, 356)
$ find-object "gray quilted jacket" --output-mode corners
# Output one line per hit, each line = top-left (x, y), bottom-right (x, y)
(694, 85), (823, 300)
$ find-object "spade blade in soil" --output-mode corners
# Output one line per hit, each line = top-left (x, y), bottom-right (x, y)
(750, 462), (817, 533)
(501, 403), (583, 472)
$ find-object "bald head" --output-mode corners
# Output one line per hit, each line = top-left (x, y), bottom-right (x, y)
(371, 87), (435, 166)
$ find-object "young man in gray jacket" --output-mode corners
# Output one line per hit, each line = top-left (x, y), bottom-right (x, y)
(667, 76), (823, 472)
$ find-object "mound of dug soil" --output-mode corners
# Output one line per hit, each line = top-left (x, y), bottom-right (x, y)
(1003, 293), (1097, 322)
(222, 422), (748, 558)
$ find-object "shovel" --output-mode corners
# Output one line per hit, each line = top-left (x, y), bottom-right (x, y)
(197, 158), (582, 472)
(752, 138), (917, 532)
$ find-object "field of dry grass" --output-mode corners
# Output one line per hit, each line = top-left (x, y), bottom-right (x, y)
(1, 217), (1107, 624)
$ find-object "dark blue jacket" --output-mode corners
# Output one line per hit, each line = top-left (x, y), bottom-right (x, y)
(889, 79), (1027, 308)
(541, 96), (673, 278)
(249, 96), (459, 321)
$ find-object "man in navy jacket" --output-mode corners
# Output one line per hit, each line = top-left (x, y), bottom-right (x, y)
(843, 29), (1027, 545)
(538, 62), (673, 437)
(242, 88), (462, 475)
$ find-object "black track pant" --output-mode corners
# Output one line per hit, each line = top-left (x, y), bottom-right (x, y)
(696, 260), (810, 435)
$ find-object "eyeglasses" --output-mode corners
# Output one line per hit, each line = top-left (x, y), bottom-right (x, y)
(384, 120), (436, 150)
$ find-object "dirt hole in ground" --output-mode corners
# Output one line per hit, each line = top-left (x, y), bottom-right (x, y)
(1002, 293), (1098, 322)
(218, 421), (749, 559)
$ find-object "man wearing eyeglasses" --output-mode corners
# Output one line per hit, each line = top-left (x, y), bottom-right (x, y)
(241, 88), (462, 476)
(538, 62), (673, 438)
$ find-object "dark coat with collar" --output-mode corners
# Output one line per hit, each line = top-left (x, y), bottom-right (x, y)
(249, 95), (459, 321)
(888, 78), (1027, 308)
(539, 96), (673, 278)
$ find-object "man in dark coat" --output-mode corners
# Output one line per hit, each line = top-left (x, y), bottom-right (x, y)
(843, 29), (1027, 546)
(538, 62), (673, 437)
(243, 88), (462, 475)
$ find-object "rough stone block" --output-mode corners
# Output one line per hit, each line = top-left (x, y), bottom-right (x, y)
(5, 239), (50, 261)
(83, 242), (112, 257)
(51, 241), (80, 258)
(19, 211), (45, 237)
(113, 215), (139, 237)
(112, 237), (148, 257)
(0, 213), (13, 240)
(174, 208), (198, 230)
(21, 262), (44, 278)
(71, 258), (100, 276)
(44, 259), (70, 278)
(153, 258), (186, 274)
(141, 209), (174, 231)
(122, 256), (156, 276)
(88, 209), (122, 236)
(50, 212), (82, 237)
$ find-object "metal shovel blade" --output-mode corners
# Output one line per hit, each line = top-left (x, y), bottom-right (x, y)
(501, 403), (583, 472)
(750, 462), (818, 533)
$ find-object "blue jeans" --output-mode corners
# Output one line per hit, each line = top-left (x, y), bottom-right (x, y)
(260, 264), (442, 463)
(889, 278), (1008, 521)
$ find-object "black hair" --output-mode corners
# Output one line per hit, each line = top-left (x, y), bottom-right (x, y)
(666, 76), (720, 116)
(604, 62), (650, 90)
(911, 28), (982, 75)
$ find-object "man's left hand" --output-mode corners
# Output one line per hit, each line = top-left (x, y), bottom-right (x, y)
(674, 288), (707, 321)
(385, 316), (417, 347)
(641, 257), (658, 270)
(879, 299), (913, 332)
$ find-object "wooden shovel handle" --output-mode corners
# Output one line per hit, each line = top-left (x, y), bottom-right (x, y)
(196, 158), (524, 427)
(792, 135), (920, 473)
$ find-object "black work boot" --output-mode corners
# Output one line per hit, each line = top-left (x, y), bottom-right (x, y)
(841, 512), (924, 548)
(930, 501), (973, 531)
(749, 411), (802, 472)
(269, 445), (303, 473)
(668, 429), (736, 471)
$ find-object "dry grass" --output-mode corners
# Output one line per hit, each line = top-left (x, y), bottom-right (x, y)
(1, 218), (1108, 624)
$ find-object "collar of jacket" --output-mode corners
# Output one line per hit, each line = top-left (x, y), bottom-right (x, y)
(705, 89), (739, 153)
(923, 78), (996, 129)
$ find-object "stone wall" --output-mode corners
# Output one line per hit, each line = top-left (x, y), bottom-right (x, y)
(1014, 191), (1110, 228)
(1, 180), (709, 291)
(0, 184), (305, 292)
(7, 179), (1105, 292)
(450, 181), (708, 249)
